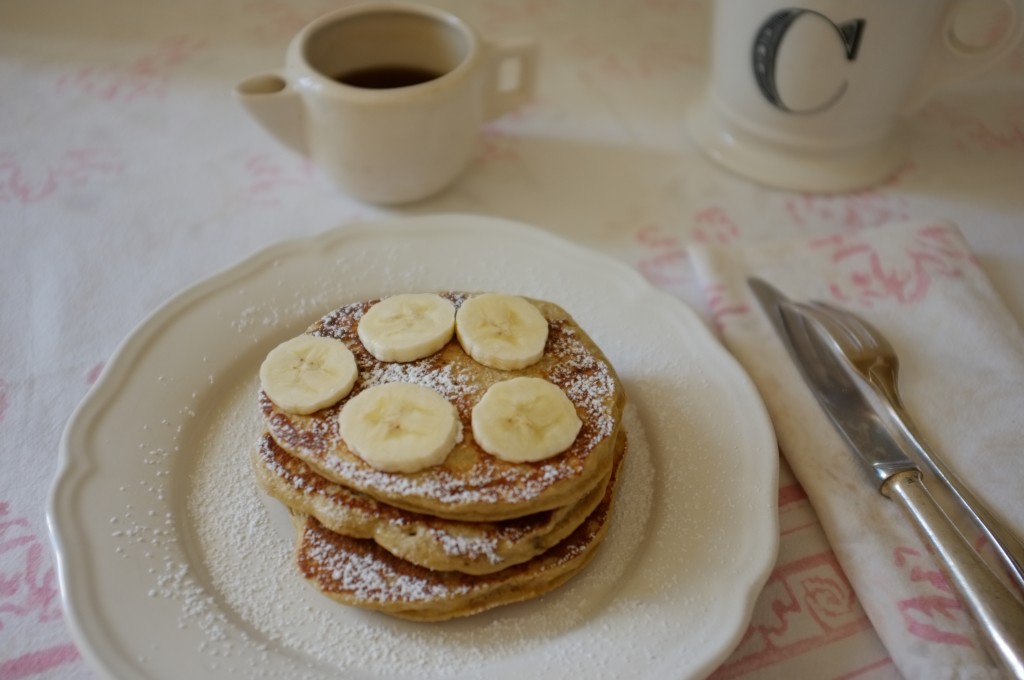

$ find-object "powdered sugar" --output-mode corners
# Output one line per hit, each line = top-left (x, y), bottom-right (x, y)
(255, 433), (570, 570)
(57, 218), (777, 679)
(187, 368), (655, 677)
(307, 445), (582, 506)
(362, 359), (471, 406)
(545, 323), (618, 448)
(264, 298), (624, 512)
(428, 525), (505, 564)
(302, 526), (473, 604)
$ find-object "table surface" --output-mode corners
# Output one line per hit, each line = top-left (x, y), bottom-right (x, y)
(3, 1), (1022, 678)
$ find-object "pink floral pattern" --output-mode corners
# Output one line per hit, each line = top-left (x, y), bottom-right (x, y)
(57, 36), (207, 103)
(86, 362), (105, 386)
(0, 504), (61, 630)
(786, 190), (911, 232)
(920, 101), (1024, 151)
(0, 149), (123, 205)
(809, 223), (976, 307)
(711, 551), (873, 679)
(0, 380), (8, 425)
(632, 223), (689, 287)
(0, 644), (80, 680)
(242, 153), (317, 205)
(804, 575), (858, 624)
(692, 206), (741, 245)
(892, 546), (974, 647)
(475, 128), (524, 165)
(705, 282), (750, 331)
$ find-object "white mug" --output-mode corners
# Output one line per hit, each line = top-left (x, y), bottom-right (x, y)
(689, 0), (1024, 192)
(235, 2), (537, 204)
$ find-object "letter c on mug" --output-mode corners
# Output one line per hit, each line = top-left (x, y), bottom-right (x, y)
(751, 9), (866, 114)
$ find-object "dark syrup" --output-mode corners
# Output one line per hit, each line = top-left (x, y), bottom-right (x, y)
(334, 65), (442, 89)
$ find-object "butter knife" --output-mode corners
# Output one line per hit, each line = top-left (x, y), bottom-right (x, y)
(748, 277), (1024, 679)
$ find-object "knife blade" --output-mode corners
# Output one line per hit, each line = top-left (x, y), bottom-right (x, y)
(747, 276), (1024, 679)
(747, 277), (917, 489)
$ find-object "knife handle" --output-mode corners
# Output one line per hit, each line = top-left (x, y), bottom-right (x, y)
(884, 470), (1024, 679)
(884, 395), (1024, 595)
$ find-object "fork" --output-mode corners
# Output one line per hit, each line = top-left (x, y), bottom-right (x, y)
(781, 302), (1024, 679)
(798, 300), (1024, 595)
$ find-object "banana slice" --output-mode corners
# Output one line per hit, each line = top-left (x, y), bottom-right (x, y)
(357, 293), (456, 363)
(338, 382), (460, 473)
(260, 335), (358, 415)
(455, 294), (548, 370)
(471, 377), (582, 463)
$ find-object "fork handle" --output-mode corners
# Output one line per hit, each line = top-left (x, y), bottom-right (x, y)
(884, 470), (1024, 679)
(882, 393), (1024, 595)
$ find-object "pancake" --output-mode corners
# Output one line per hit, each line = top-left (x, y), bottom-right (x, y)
(251, 430), (621, 574)
(292, 438), (625, 621)
(261, 293), (625, 521)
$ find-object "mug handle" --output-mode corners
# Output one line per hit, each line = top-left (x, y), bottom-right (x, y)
(901, 0), (1024, 112)
(483, 39), (539, 120)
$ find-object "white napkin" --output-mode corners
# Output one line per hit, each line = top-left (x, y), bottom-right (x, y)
(690, 219), (1024, 680)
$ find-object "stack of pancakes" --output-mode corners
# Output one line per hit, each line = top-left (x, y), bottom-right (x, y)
(252, 293), (626, 621)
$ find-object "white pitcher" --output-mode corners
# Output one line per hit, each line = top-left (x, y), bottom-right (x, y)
(235, 2), (537, 204)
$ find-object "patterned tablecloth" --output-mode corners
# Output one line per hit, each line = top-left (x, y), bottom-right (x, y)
(3, 1), (1022, 678)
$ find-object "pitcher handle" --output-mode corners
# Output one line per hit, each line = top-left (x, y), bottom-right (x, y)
(483, 39), (539, 120)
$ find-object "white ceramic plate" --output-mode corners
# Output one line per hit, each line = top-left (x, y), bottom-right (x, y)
(50, 214), (778, 680)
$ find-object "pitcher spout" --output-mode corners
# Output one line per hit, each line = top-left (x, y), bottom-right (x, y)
(234, 73), (308, 157)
